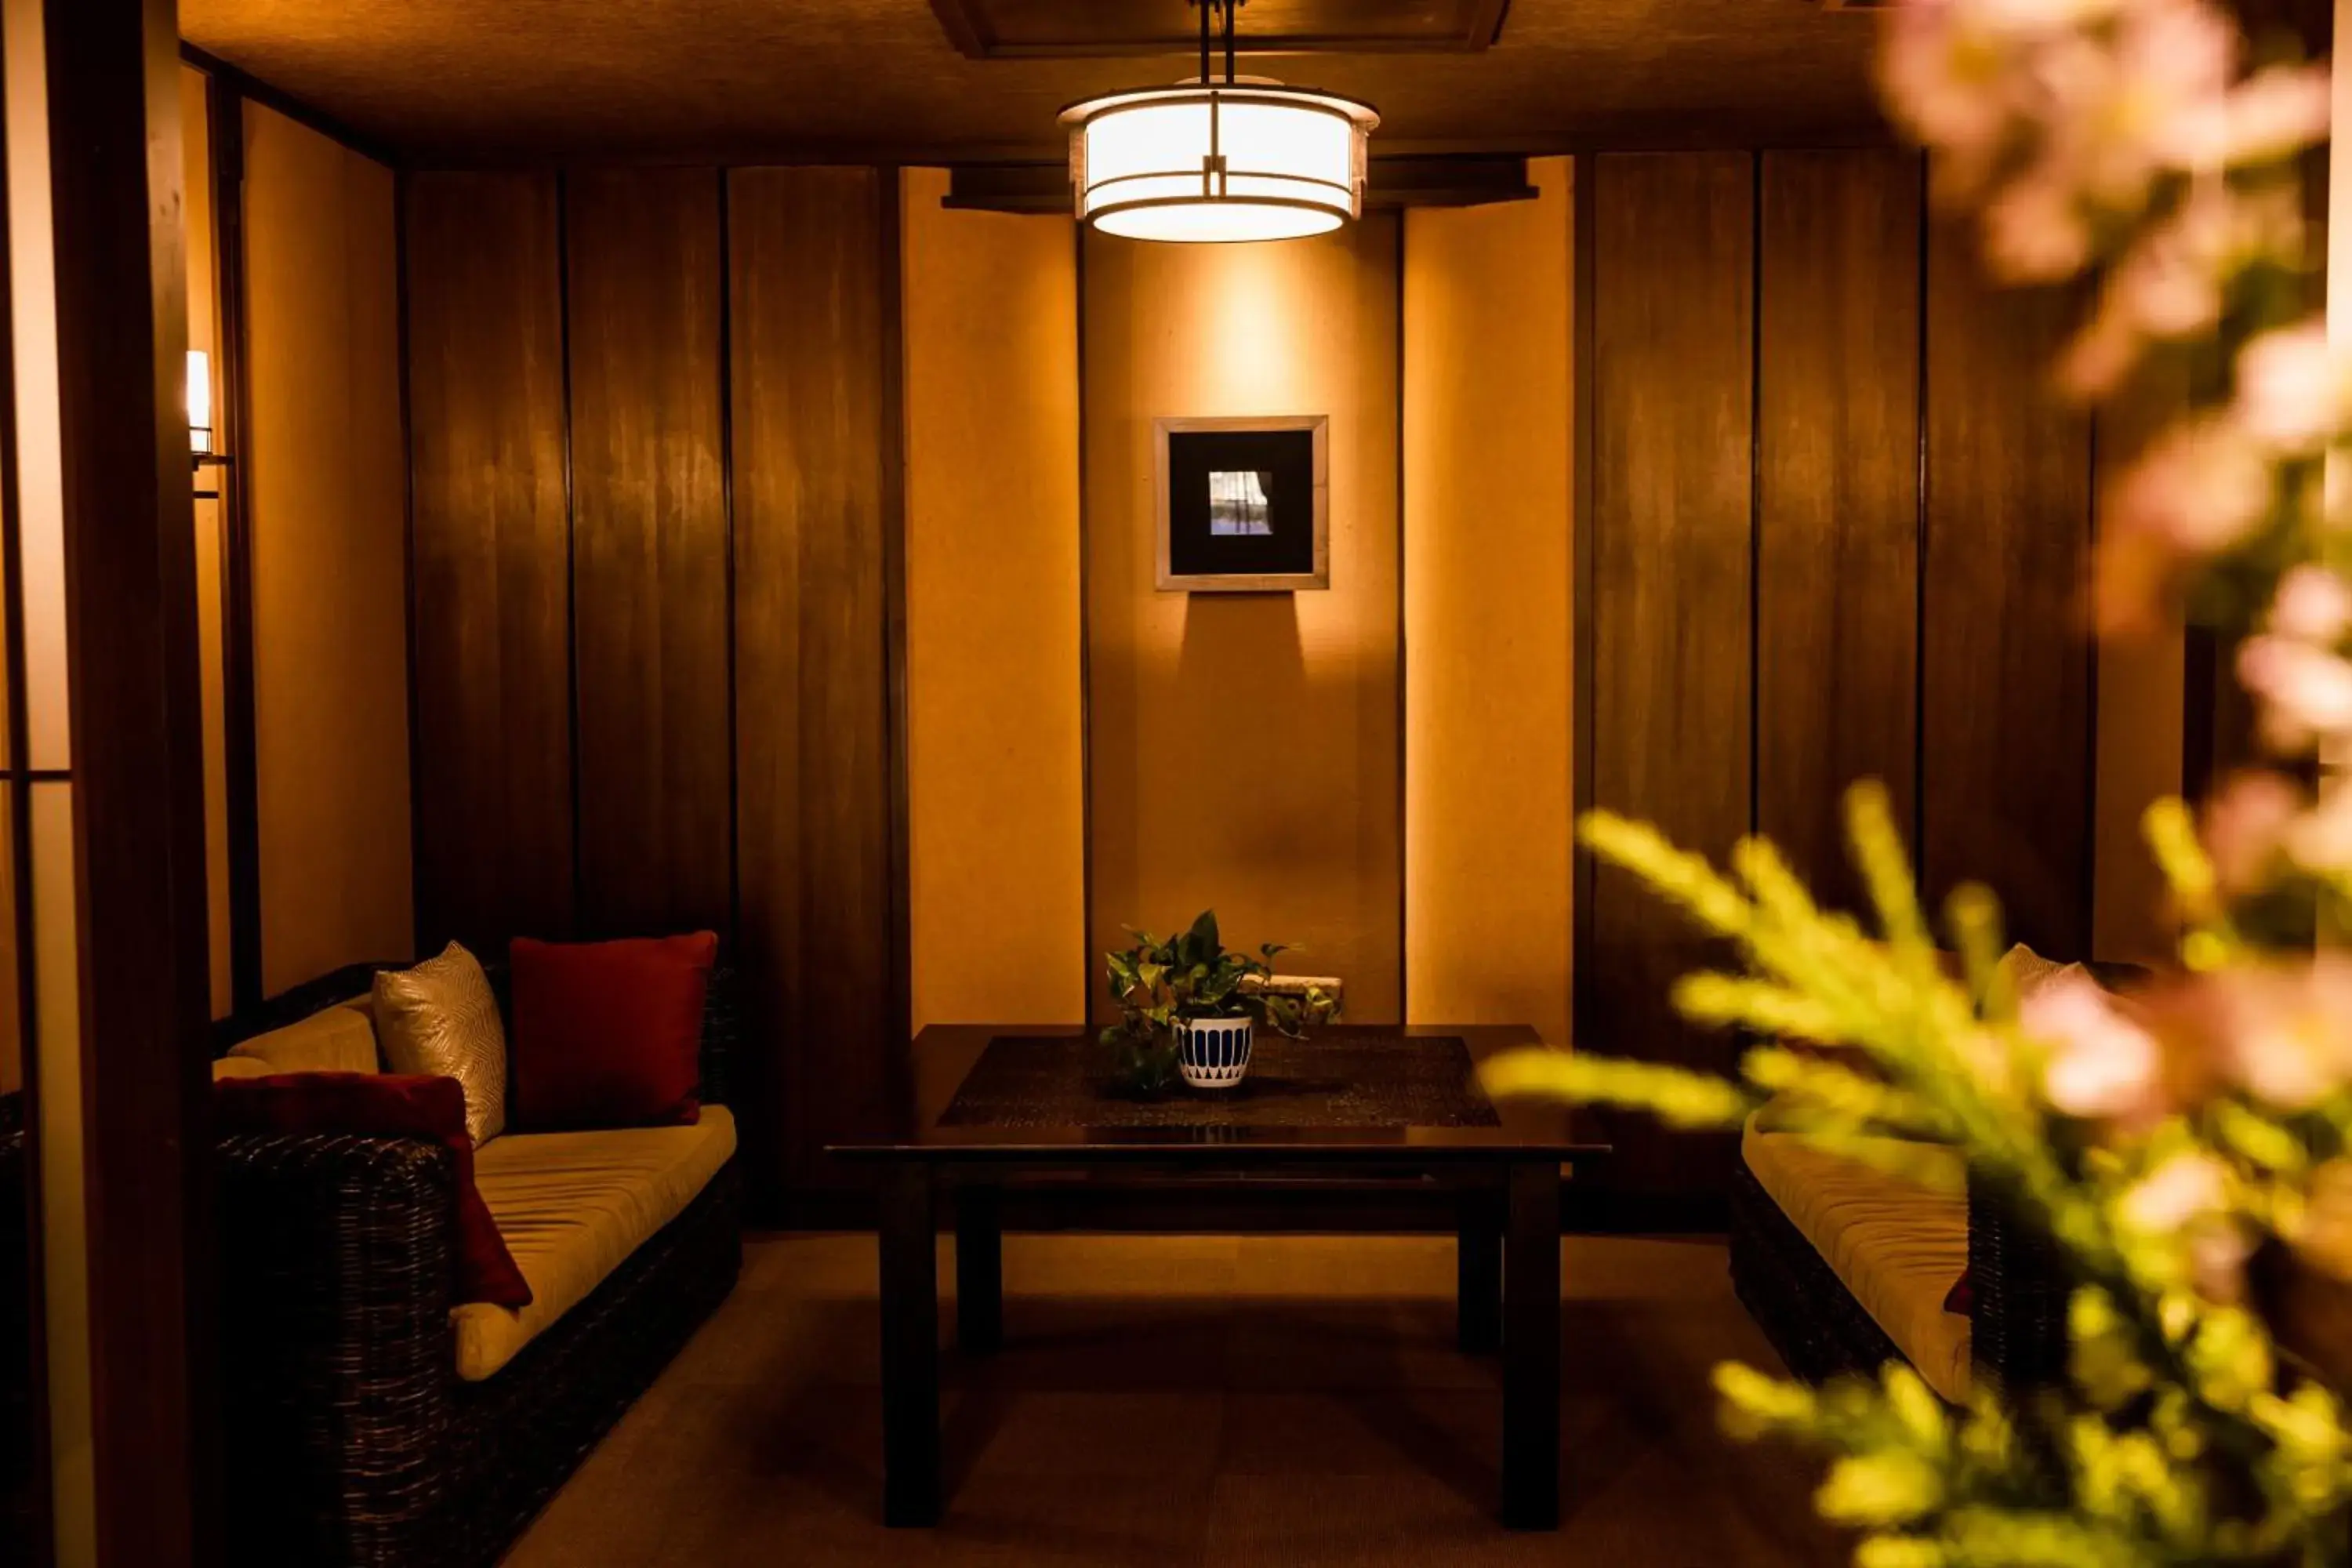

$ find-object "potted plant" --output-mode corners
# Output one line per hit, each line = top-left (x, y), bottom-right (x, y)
(1102, 909), (1337, 1092)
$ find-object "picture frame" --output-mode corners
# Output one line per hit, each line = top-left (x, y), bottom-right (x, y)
(1153, 415), (1330, 593)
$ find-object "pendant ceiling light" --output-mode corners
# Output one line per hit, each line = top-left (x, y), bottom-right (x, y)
(1059, 0), (1378, 243)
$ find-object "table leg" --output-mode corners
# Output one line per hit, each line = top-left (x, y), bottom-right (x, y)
(1457, 1181), (1502, 1354)
(956, 1181), (1003, 1354)
(879, 1161), (941, 1526)
(1501, 1159), (1561, 1530)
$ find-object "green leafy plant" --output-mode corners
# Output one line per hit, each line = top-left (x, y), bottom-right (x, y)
(1101, 909), (1338, 1093)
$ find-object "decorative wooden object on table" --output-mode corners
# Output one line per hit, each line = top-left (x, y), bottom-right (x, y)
(830, 1023), (1605, 1531)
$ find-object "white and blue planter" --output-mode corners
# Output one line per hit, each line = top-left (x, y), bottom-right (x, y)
(1175, 1015), (1254, 1089)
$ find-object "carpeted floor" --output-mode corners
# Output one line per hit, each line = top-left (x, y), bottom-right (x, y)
(506, 1232), (1848, 1566)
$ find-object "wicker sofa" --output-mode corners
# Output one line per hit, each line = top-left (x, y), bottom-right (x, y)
(1727, 958), (2142, 1403)
(1731, 1149), (2067, 1399)
(215, 960), (744, 1567)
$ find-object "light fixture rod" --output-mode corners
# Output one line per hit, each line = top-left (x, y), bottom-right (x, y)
(1193, 0), (1243, 85)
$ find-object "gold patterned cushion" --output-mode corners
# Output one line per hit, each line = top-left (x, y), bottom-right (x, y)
(373, 942), (508, 1145)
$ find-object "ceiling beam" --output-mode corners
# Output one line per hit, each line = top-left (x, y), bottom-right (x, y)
(927, 0), (1511, 60)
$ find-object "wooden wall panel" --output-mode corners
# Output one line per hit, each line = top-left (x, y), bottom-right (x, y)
(406, 172), (574, 955)
(565, 170), (732, 940)
(728, 166), (906, 1203)
(1581, 152), (1755, 1196)
(1756, 150), (1922, 913)
(2092, 358), (2188, 964)
(1922, 223), (2095, 958)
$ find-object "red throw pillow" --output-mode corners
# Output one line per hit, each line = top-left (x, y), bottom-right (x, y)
(508, 932), (718, 1130)
(215, 1073), (532, 1309)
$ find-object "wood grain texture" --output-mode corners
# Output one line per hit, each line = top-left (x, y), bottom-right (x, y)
(1922, 220), (2095, 959)
(564, 169), (732, 941)
(2092, 353), (2187, 964)
(405, 172), (575, 954)
(929, 0), (1512, 56)
(42, 1), (215, 1556)
(1755, 150), (1922, 914)
(1581, 152), (1754, 1195)
(729, 165), (906, 1203)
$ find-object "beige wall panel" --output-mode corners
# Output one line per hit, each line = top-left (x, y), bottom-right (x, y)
(31, 782), (87, 1567)
(1083, 218), (1403, 1022)
(4, 5), (88, 1553)
(902, 169), (1085, 1029)
(6, 0), (66, 778)
(1402, 158), (1573, 1046)
(243, 103), (413, 992)
(183, 67), (215, 362)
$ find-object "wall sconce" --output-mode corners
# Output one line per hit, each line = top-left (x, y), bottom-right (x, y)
(188, 348), (230, 499)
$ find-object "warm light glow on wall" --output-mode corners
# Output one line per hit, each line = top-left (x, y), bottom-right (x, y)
(186, 347), (212, 454)
(1062, 83), (1375, 243)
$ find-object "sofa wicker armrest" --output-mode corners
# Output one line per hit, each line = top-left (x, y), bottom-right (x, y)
(1966, 1171), (2070, 1396)
(1963, 964), (2142, 1396)
(698, 964), (738, 1110)
(218, 1132), (459, 1566)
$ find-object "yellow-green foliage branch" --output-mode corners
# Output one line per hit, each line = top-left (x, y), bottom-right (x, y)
(1480, 782), (2352, 1565)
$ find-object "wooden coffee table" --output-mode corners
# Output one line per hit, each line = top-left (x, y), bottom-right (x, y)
(829, 1024), (1606, 1530)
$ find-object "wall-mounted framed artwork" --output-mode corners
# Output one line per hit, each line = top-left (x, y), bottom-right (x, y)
(1153, 415), (1330, 592)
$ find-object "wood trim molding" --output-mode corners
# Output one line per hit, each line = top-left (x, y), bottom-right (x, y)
(45, 0), (217, 1559)
(880, 165), (915, 1109)
(176, 42), (397, 169)
(204, 71), (264, 1017)
(0, 7), (53, 1552)
(1569, 154), (1597, 1056)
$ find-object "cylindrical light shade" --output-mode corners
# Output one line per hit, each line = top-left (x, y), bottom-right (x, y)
(1061, 82), (1377, 243)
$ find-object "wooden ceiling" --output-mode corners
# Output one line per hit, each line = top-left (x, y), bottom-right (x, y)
(928, 0), (1511, 59)
(180, 0), (1887, 165)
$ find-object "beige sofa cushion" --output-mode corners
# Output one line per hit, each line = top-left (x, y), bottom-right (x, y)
(1742, 1111), (1973, 1403)
(210, 1056), (278, 1081)
(227, 997), (380, 1075)
(454, 1105), (736, 1382)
